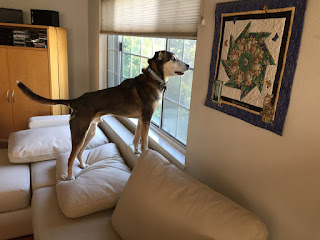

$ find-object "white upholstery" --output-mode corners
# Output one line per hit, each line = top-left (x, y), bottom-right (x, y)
(0, 207), (33, 239)
(8, 125), (109, 163)
(28, 114), (70, 129)
(31, 160), (56, 191)
(0, 114), (268, 239)
(56, 143), (131, 218)
(0, 149), (31, 213)
(112, 150), (268, 240)
(32, 186), (121, 240)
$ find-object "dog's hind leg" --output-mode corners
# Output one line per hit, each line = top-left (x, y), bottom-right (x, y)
(133, 119), (141, 153)
(66, 116), (92, 180)
(77, 122), (97, 169)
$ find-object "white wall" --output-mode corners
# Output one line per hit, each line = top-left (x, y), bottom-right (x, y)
(186, 1), (320, 240)
(88, 0), (100, 92)
(0, 0), (89, 98)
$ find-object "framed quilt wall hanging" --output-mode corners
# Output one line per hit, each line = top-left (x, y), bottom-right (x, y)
(205, 0), (307, 135)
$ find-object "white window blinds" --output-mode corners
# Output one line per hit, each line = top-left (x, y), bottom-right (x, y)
(100, 0), (201, 38)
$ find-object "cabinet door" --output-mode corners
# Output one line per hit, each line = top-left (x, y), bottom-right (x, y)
(7, 48), (51, 131)
(0, 48), (15, 139)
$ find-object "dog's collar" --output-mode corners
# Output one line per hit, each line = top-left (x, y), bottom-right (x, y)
(147, 67), (166, 90)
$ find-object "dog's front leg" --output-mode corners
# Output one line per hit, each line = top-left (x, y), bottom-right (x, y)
(133, 119), (142, 153)
(140, 120), (151, 152)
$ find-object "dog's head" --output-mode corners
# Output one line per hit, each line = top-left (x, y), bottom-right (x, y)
(148, 51), (189, 79)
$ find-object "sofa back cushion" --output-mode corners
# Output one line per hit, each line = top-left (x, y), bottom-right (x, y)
(111, 150), (268, 240)
(28, 114), (70, 129)
(8, 125), (109, 163)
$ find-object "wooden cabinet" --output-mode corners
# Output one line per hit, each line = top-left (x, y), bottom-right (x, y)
(0, 48), (15, 139)
(7, 48), (51, 132)
(0, 23), (69, 139)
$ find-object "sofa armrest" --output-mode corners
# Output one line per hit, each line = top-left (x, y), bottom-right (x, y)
(28, 115), (70, 129)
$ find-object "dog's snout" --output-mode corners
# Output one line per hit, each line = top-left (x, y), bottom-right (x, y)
(186, 64), (190, 70)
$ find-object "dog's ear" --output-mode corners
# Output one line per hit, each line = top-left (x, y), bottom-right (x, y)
(150, 51), (165, 62)
(157, 51), (164, 61)
(148, 51), (161, 65)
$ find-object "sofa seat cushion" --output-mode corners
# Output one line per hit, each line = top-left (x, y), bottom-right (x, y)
(56, 143), (131, 218)
(31, 160), (56, 191)
(0, 149), (31, 213)
(112, 150), (268, 240)
(0, 207), (33, 239)
(32, 186), (121, 240)
(8, 125), (109, 163)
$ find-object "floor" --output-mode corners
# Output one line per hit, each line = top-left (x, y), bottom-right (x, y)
(10, 236), (34, 240)
(0, 139), (8, 149)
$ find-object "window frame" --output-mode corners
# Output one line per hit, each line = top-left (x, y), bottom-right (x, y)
(106, 35), (195, 148)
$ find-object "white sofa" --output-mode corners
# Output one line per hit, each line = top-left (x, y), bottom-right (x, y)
(0, 149), (32, 239)
(0, 115), (268, 240)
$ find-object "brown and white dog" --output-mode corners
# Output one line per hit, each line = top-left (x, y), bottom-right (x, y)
(17, 51), (189, 180)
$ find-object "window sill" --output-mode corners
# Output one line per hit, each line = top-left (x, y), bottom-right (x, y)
(114, 117), (186, 169)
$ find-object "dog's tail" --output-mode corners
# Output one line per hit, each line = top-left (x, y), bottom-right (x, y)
(17, 81), (71, 107)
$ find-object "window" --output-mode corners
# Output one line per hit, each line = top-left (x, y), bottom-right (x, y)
(107, 35), (196, 146)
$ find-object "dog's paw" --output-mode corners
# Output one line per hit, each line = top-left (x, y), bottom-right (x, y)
(60, 175), (75, 181)
(134, 149), (141, 154)
(80, 163), (89, 169)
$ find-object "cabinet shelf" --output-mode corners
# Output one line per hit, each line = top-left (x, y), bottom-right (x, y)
(0, 22), (48, 49)
(0, 45), (47, 51)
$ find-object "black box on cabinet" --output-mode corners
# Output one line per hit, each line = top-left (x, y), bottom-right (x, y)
(0, 8), (23, 24)
(31, 9), (59, 27)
